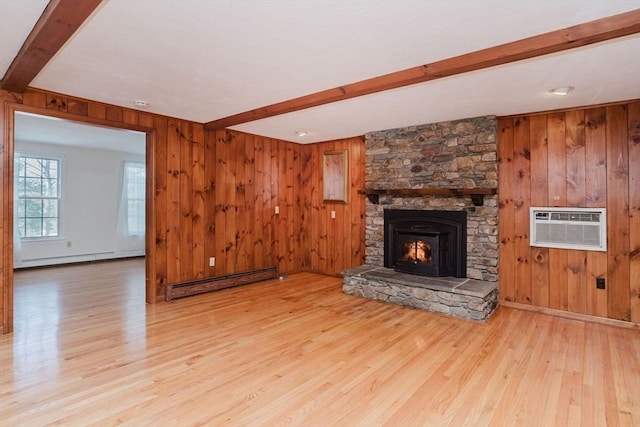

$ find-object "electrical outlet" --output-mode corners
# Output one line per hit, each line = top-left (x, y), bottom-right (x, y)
(275, 206), (280, 215)
(596, 277), (605, 290)
(66, 241), (72, 248)
(331, 210), (336, 219)
(209, 257), (215, 267)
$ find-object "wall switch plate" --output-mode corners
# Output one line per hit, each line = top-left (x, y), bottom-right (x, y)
(331, 210), (336, 219)
(275, 206), (280, 215)
(209, 257), (215, 267)
(596, 277), (605, 289)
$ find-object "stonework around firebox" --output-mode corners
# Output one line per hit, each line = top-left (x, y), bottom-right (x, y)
(364, 115), (499, 282)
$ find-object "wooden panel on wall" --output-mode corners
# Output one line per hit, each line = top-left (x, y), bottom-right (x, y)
(191, 124), (205, 279)
(628, 101), (640, 323)
(499, 100), (639, 324)
(153, 116), (168, 297)
(529, 114), (549, 307)
(513, 117), (532, 304)
(1, 91), (24, 333)
(565, 110), (587, 314)
(606, 104), (630, 321)
(497, 118), (515, 302)
(584, 107), (608, 317)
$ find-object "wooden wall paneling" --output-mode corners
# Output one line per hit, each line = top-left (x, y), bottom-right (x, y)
(350, 138), (366, 268)
(318, 144), (329, 273)
(565, 110), (586, 207)
(66, 99), (88, 117)
(214, 130), (227, 275)
(565, 110), (587, 314)
(244, 133), (256, 271)
(233, 133), (247, 272)
(105, 106), (123, 123)
(276, 140), (287, 273)
(224, 132), (238, 275)
(21, 90), (46, 108)
(270, 138), (281, 273)
(299, 145), (313, 269)
(285, 143), (295, 272)
(584, 107), (608, 316)
(566, 250), (587, 314)
(153, 116), (169, 296)
(529, 114), (550, 307)
(547, 112), (568, 206)
(292, 145), (304, 270)
(262, 136), (274, 269)
(203, 130), (216, 276)
(138, 112), (154, 128)
(165, 120), (182, 284)
(1, 92), (14, 332)
(45, 93), (67, 112)
(586, 252), (608, 318)
(497, 118), (516, 302)
(606, 105), (630, 321)
(513, 117), (532, 304)
(122, 109), (139, 126)
(144, 130), (156, 303)
(87, 102), (106, 120)
(628, 101), (640, 323)
(325, 141), (337, 274)
(337, 141), (349, 274)
(310, 144), (320, 271)
(191, 124), (205, 279)
(547, 112), (568, 311)
(252, 136), (265, 270)
(179, 121), (194, 281)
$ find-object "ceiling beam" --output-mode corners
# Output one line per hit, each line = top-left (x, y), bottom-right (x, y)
(205, 8), (640, 130)
(0, 0), (104, 93)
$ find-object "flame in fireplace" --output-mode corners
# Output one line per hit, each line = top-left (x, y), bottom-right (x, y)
(402, 240), (432, 264)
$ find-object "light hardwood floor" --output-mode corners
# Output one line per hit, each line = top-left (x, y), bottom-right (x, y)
(1, 259), (638, 426)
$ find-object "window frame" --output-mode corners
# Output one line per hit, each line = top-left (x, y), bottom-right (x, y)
(124, 161), (145, 236)
(15, 152), (63, 241)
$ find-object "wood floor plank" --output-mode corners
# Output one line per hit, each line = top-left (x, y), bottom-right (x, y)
(1, 259), (639, 426)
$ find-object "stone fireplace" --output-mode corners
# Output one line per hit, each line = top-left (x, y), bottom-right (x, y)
(343, 116), (499, 321)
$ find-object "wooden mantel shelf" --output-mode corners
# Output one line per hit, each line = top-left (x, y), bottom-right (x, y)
(357, 188), (497, 206)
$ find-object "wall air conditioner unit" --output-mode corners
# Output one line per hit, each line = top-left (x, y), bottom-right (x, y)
(530, 207), (606, 252)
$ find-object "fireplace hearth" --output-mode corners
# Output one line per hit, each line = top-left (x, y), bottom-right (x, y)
(384, 209), (466, 278)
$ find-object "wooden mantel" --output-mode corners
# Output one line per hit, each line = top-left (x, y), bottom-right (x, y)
(358, 188), (497, 206)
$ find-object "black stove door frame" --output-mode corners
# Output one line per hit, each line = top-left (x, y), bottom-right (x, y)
(383, 209), (467, 278)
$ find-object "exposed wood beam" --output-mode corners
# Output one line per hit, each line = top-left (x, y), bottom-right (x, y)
(205, 8), (640, 130)
(0, 0), (104, 93)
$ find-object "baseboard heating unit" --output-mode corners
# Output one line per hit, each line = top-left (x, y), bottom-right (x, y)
(165, 266), (277, 301)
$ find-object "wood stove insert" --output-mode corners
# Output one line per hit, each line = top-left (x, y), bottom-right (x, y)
(384, 209), (466, 277)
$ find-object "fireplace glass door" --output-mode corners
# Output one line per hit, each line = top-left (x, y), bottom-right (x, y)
(394, 230), (449, 276)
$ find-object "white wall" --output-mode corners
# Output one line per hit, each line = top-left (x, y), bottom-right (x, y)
(14, 140), (145, 268)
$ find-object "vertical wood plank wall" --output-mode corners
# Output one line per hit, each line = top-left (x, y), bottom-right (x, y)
(0, 88), (366, 333)
(498, 100), (640, 322)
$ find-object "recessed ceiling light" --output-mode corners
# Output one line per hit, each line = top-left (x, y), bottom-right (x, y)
(295, 131), (309, 137)
(133, 100), (149, 108)
(549, 86), (574, 96)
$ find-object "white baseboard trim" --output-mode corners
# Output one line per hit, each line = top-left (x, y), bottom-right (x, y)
(15, 251), (144, 269)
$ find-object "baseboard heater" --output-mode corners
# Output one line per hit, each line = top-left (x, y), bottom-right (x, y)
(164, 266), (277, 301)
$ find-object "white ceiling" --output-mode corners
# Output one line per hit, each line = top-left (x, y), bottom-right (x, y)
(2, 0), (640, 143)
(15, 112), (146, 154)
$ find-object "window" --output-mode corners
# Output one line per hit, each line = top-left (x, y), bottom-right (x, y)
(125, 162), (145, 235)
(16, 155), (60, 238)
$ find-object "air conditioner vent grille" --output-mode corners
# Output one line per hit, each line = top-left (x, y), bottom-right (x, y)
(530, 207), (606, 252)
